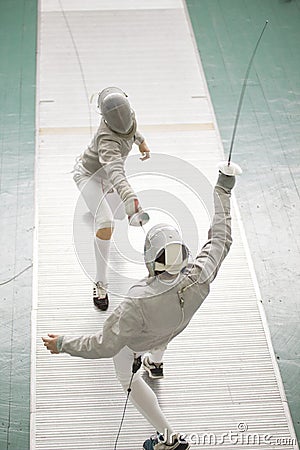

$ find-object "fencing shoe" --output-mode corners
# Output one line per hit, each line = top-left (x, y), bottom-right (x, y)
(93, 282), (109, 311)
(143, 433), (190, 450)
(143, 356), (164, 379)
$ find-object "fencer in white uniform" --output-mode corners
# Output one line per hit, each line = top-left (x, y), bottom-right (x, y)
(43, 162), (242, 450)
(73, 87), (150, 310)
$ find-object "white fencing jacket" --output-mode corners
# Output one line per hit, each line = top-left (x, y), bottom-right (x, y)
(78, 118), (145, 203)
(57, 184), (232, 358)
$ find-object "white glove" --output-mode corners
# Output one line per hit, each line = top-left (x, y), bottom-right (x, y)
(124, 198), (150, 227)
(124, 197), (140, 217)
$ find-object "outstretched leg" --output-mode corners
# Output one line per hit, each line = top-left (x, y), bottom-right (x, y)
(75, 172), (114, 308)
(113, 346), (174, 441)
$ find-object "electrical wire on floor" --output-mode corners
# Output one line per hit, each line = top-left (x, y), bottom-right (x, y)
(58, 0), (93, 139)
(0, 263), (33, 286)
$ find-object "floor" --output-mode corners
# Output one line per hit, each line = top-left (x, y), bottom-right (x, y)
(0, 1), (299, 449)
(0, 1), (36, 449)
(186, 0), (300, 440)
(31, 1), (297, 449)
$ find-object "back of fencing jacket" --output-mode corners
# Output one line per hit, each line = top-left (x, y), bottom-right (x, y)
(58, 184), (232, 358)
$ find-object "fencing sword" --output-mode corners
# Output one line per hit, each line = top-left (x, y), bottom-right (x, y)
(139, 221), (147, 234)
(227, 20), (269, 166)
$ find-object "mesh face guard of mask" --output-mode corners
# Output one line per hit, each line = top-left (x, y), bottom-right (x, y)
(144, 223), (189, 277)
(98, 87), (136, 136)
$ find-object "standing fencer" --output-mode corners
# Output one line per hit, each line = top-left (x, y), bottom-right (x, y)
(43, 162), (242, 450)
(73, 86), (150, 311)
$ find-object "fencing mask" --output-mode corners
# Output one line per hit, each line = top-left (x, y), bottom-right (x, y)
(98, 87), (136, 137)
(144, 224), (189, 277)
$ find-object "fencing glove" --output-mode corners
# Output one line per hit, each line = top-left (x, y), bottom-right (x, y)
(217, 161), (242, 190)
(125, 198), (150, 227)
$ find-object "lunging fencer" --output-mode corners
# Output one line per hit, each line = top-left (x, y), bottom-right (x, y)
(73, 86), (150, 311)
(43, 162), (242, 450)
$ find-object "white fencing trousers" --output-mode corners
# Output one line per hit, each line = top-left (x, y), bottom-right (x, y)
(113, 346), (173, 437)
(74, 166), (126, 284)
(73, 159), (126, 229)
(75, 174), (113, 230)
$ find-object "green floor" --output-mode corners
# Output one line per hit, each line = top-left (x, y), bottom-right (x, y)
(0, 1), (37, 449)
(186, 0), (300, 442)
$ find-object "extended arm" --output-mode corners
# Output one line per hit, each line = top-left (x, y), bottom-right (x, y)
(99, 137), (136, 204)
(99, 136), (149, 223)
(193, 162), (241, 284)
(42, 299), (144, 359)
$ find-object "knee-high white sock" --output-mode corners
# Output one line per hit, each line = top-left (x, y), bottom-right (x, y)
(121, 377), (173, 439)
(94, 237), (111, 286)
